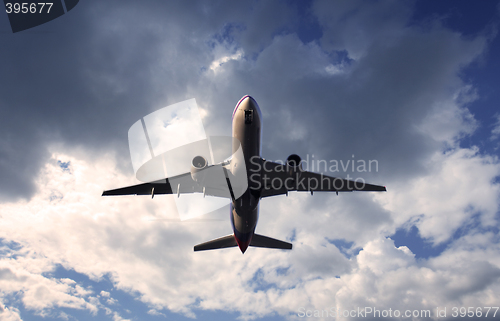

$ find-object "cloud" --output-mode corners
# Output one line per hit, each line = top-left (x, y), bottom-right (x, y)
(1, 0), (500, 320)
(491, 114), (500, 141)
(0, 248), (98, 317)
(210, 49), (244, 72)
(381, 146), (500, 244)
(0, 302), (22, 321)
(147, 308), (165, 317)
(313, 0), (413, 60)
(1, 142), (498, 319)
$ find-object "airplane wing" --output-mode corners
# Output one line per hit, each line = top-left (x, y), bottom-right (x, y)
(102, 166), (232, 198)
(260, 159), (386, 198)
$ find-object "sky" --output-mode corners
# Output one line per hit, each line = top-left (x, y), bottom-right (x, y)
(1, 0), (500, 320)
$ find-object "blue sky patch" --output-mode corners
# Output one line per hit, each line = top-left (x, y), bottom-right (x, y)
(326, 238), (362, 258)
(57, 160), (71, 173)
(390, 225), (449, 259)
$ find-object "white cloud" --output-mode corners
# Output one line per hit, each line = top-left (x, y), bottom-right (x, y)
(357, 238), (415, 276)
(0, 251), (98, 317)
(210, 49), (244, 72)
(415, 85), (478, 147)
(147, 308), (165, 316)
(100, 290), (110, 297)
(380, 146), (500, 244)
(0, 303), (22, 321)
(491, 114), (500, 141)
(112, 311), (131, 321)
(325, 62), (349, 75)
(2, 144), (498, 320)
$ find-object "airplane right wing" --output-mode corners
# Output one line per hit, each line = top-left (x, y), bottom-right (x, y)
(260, 159), (386, 198)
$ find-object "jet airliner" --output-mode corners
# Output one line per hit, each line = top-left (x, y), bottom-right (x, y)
(102, 96), (386, 253)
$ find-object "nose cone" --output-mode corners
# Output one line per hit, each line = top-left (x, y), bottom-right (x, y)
(232, 95), (262, 120)
(239, 96), (260, 113)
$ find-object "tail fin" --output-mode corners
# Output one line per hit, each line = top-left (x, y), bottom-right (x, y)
(250, 234), (292, 250)
(194, 234), (237, 251)
(193, 233), (292, 251)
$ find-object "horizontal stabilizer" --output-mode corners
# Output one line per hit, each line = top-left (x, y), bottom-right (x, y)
(250, 234), (292, 250)
(194, 234), (238, 251)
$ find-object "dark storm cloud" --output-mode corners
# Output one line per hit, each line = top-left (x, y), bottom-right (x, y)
(0, 0), (293, 201)
(225, 0), (487, 185)
(0, 0), (491, 203)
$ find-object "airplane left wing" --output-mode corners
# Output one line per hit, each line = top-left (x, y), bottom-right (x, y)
(260, 159), (386, 198)
(102, 167), (232, 198)
(102, 178), (176, 196)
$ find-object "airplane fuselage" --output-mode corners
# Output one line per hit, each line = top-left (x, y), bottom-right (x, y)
(230, 95), (262, 253)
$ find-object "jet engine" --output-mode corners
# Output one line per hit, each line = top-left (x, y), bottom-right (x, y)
(191, 155), (208, 184)
(286, 154), (303, 180)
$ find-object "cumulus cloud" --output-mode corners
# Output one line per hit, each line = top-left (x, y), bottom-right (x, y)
(0, 248), (98, 317)
(0, 144), (497, 320)
(0, 302), (22, 321)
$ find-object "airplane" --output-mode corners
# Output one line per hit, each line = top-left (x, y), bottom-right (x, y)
(102, 95), (386, 253)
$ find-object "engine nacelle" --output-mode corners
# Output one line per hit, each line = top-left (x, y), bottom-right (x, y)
(190, 155), (208, 184)
(286, 154), (303, 179)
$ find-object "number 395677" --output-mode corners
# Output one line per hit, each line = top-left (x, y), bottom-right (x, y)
(5, 2), (53, 14)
